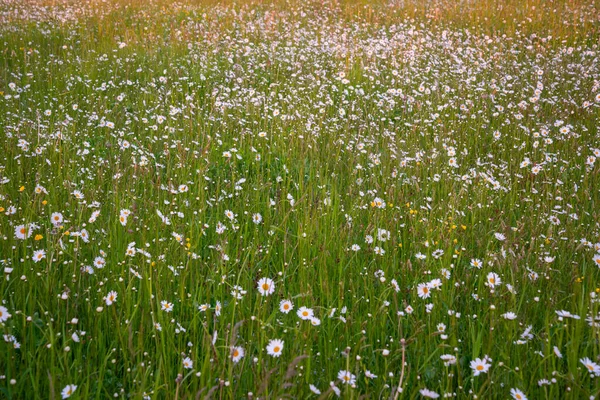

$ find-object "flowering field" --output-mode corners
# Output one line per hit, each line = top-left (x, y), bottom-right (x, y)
(1, 0), (600, 398)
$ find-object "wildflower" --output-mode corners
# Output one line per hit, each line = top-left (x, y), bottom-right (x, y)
(417, 283), (431, 299)
(330, 383), (341, 397)
(297, 307), (314, 320)
(51, 212), (64, 226)
(553, 347), (562, 358)
(337, 370), (356, 385)
(279, 300), (294, 314)
(231, 346), (245, 363)
(371, 197), (385, 208)
(89, 210), (100, 223)
(440, 354), (457, 366)
(419, 388), (440, 398)
(593, 254), (600, 268)
(309, 384), (321, 395)
(556, 310), (580, 320)
(105, 291), (117, 306)
(428, 279), (442, 289)
(34, 185), (47, 194)
(32, 249), (46, 263)
(365, 370), (377, 379)
(510, 389), (527, 400)
(61, 384), (77, 399)
(257, 277), (275, 296)
(377, 228), (390, 241)
(266, 339), (284, 357)
(502, 312), (517, 320)
(198, 304), (209, 312)
(93, 256), (106, 269)
(156, 210), (171, 225)
(0, 306), (11, 322)
(14, 224), (31, 240)
(486, 272), (501, 288)
(470, 356), (492, 376)
(252, 213), (262, 224)
(161, 301), (174, 312)
(231, 285), (247, 300)
(216, 222), (226, 234)
(183, 357), (193, 369)
(580, 357), (600, 376)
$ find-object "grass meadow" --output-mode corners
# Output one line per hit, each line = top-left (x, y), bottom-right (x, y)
(1, 0), (600, 398)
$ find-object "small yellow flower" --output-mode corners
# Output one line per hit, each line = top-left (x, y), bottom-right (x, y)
(453, 239), (458, 244)
(64, 231), (70, 236)
(19, 186), (25, 192)
(42, 200), (48, 205)
(34, 234), (43, 241)
(461, 225), (466, 230)
(151, 261), (156, 267)
(0, 207), (4, 213)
